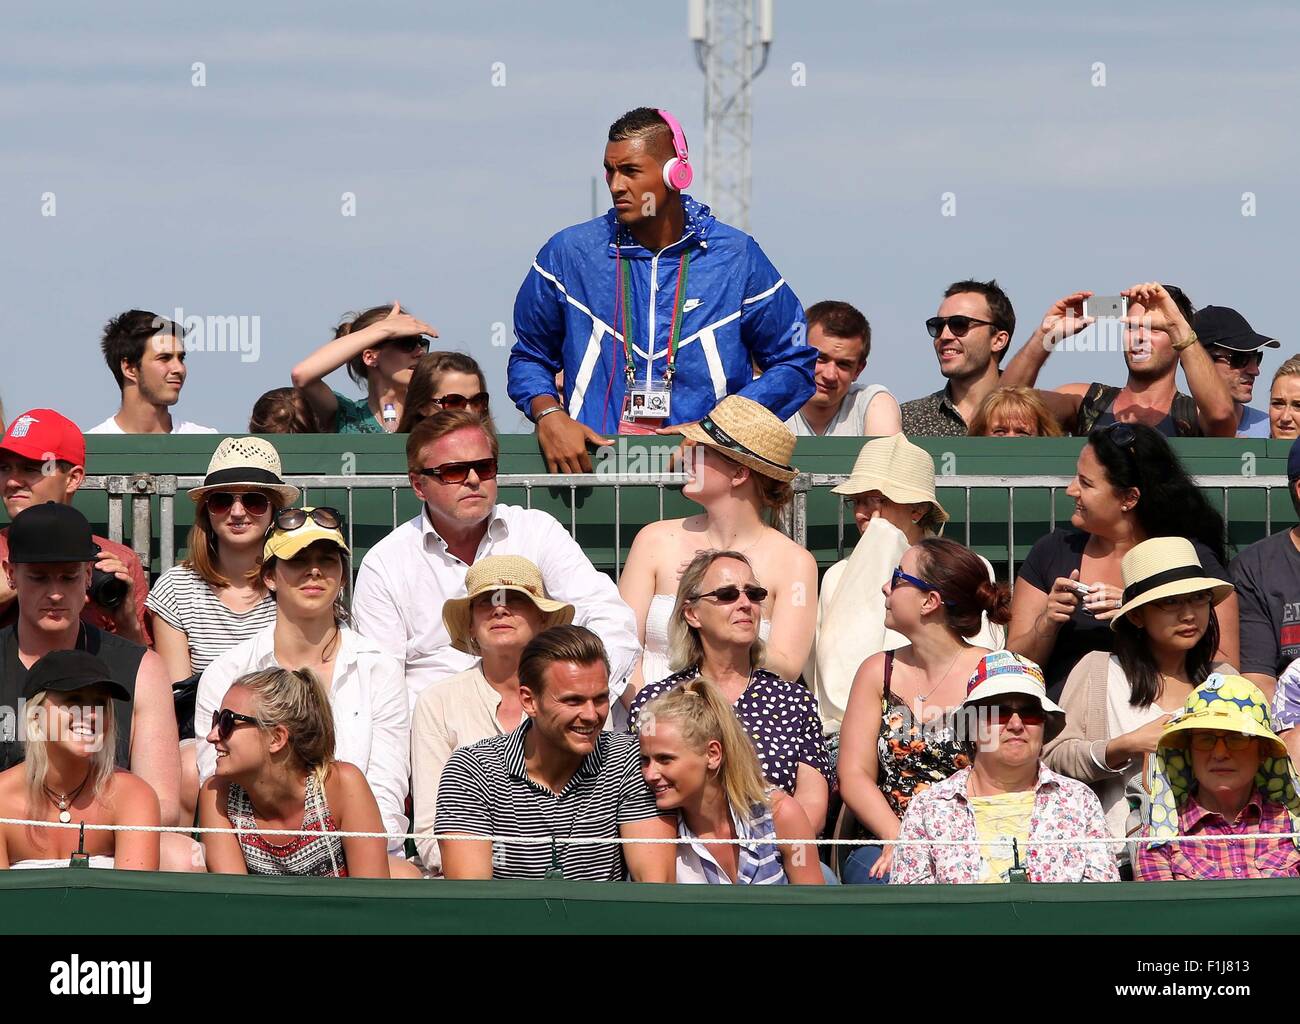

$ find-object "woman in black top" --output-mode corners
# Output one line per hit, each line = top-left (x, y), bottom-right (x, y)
(1008, 423), (1238, 698)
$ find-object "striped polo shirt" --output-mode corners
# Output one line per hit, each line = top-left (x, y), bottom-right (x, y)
(436, 719), (663, 881)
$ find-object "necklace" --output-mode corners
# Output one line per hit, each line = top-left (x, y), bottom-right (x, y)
(916, 649), (963, 706)
(44, 767), (93, 824)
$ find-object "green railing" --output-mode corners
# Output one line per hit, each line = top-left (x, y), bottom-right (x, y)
(55, 435), (1300, 584)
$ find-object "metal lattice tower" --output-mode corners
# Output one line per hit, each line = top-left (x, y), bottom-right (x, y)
(689, 0), (772, 231)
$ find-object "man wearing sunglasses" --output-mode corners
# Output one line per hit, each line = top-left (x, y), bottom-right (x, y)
(1000, 283), (1238, 437)
(1193, 305), (1279, 438)
(0, 409), (149, 645)
(508, 106), (812, 473)
(901, 279), (1029, 436)
(351, 411), (640, 709)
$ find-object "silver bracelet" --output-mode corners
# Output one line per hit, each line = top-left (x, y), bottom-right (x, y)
(533, 404), (564, 424)
(1089, 738), (1130, 775)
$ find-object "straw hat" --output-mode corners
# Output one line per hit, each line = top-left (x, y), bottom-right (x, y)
(1111, 536), (1234, 629)
(442, 555), (575, 654)
(830, 434), (949, 526)
(676, 395), (798, 483)
(962, 650), (1065, 742)
(263, 507), (350, 562)
(1146, 674), (1300, 848)
(187, 436), (299, 506)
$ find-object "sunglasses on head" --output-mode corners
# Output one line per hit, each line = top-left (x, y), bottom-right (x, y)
(388, 335), (431, 355)
(925, 315), (999, 339)
(1188, 730), (1255, 752)
(272, 507), (342, 532)
(691, 584), (769, 605)
(988, 703), (1047, 726)
(417, 458), (499, 485)
(206, 491), (272, 517)
(431, 392), (490, 413)
(212, 708), (259, 742)
(1101, 423), (1137, 451)
(1210, 349), (1264, 371)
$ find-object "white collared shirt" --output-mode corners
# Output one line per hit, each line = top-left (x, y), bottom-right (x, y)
(351, 503), (640, 707)
(196, 624), (411, 854)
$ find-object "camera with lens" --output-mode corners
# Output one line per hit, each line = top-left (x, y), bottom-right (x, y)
(88, 545), (129, 610)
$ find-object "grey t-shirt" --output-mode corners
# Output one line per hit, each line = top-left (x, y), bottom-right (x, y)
(1230, 529), (1300, 678)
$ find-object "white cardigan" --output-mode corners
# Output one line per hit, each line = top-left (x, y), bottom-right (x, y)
(196, 623), (411, 854)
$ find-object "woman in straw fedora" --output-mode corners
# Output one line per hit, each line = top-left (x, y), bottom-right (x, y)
(620, 395), (818, 694)
(410, 555), (572, 873)
(1045, 537), (1235, 856)
(148, 436), (299, 826)
(196, 506), (418, 877)
(810, 433), (1004, 739)
(1136, 674), (1300, 880)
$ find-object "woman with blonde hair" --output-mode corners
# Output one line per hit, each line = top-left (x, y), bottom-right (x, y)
(628, 549), (830, 831)
(638, 676), (824, 884)
(198, 666), (389, 877)
(0, 651), (159, 870)
(396, 352), (495, 434)
(1269, 355), (1300, 440)
(620, 395), (818, 692)
(968, 386), (1066, 437)
(292, 302), (437, 433)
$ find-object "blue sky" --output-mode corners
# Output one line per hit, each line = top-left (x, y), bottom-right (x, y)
(3, 0), (1297, 433)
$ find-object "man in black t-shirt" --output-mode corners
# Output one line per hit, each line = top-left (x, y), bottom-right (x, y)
(1231, 439), (1300, 698)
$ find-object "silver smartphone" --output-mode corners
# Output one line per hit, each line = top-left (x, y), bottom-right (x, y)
(1068, 581), (1093, 598)
(1083, 295), (1127, 319)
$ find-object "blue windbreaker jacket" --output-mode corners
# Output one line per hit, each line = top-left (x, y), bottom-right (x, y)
(508, 195), (813, 433)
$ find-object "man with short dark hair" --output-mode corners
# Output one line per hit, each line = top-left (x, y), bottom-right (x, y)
(351, 411), (639, 707)
(1230, 437), (1300, 699)
(87, 309), (215, 434)
(0, 409), (148, 644)
(0, 503), (179, 835)
(901, 279), (1024, 436)
(1000, 283), (1237, 437)
(509, 106), (812, 472)
(1194, 305), (1279, 438)
(786, 300), (900, 436)
(437, 624), (676, 881)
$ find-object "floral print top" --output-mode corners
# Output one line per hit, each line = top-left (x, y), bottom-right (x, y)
(890, 763), (1120, 885)
(877, 652), (969, 818)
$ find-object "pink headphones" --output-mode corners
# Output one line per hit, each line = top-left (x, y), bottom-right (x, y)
(657, 108), (693, 191)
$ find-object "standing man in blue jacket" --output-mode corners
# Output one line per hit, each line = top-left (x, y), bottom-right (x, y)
(509, 107), (813, 473)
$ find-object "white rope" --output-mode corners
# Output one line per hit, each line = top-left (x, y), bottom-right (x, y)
(2, 816), (1292, 848)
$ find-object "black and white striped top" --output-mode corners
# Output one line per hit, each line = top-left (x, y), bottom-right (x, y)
(435, 720), (663, 881)
(145, 565), (277, 674)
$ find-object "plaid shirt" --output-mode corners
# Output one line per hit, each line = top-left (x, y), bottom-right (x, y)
(890, 763), (1118, 884)
(1136, 791), (1300, 882)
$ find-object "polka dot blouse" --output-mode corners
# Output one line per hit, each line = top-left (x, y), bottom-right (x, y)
(628, 667), (831, 795)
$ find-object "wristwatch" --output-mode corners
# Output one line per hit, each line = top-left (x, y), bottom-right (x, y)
(1172, 328), (1199, 353)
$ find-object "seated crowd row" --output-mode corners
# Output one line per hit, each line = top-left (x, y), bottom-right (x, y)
(2, 393), (1299, 885)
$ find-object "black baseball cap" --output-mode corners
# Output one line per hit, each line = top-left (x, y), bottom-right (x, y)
(5, 502), (97, 564)
(1194, 305), (1279, 353)
(22, 649), (131, 702)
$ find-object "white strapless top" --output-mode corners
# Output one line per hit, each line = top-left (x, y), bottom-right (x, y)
(642, 593), (772, 685)
(10, 856), (115, 869)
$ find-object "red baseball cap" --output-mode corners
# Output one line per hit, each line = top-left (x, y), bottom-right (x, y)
(0, 409), (87, 468)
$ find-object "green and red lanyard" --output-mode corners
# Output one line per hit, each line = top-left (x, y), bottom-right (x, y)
(613, 248), (691, 390)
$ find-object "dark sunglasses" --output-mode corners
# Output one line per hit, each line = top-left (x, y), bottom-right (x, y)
(925, 315), (999, 339)
(1100, 422), (1138, 451)
(206, 491), (271, 517)
(388, 335), (431, 355)
(431, 392), (490, 413)
(989, 703), (1047, 726)
(691, 584), (769, 605)
(212, 708), (259, 742)
(272, 507), (342, 532)
(1210, 350), (1264, 371)
(417, 458), (499, 485)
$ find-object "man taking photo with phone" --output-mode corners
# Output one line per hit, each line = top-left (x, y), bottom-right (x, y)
(508, 107), (813, 473)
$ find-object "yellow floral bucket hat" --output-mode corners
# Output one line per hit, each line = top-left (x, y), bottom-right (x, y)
(1145, 674), (1300, 849)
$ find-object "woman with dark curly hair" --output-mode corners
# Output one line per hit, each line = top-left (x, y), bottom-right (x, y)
(1008, 422), (1238, 699)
